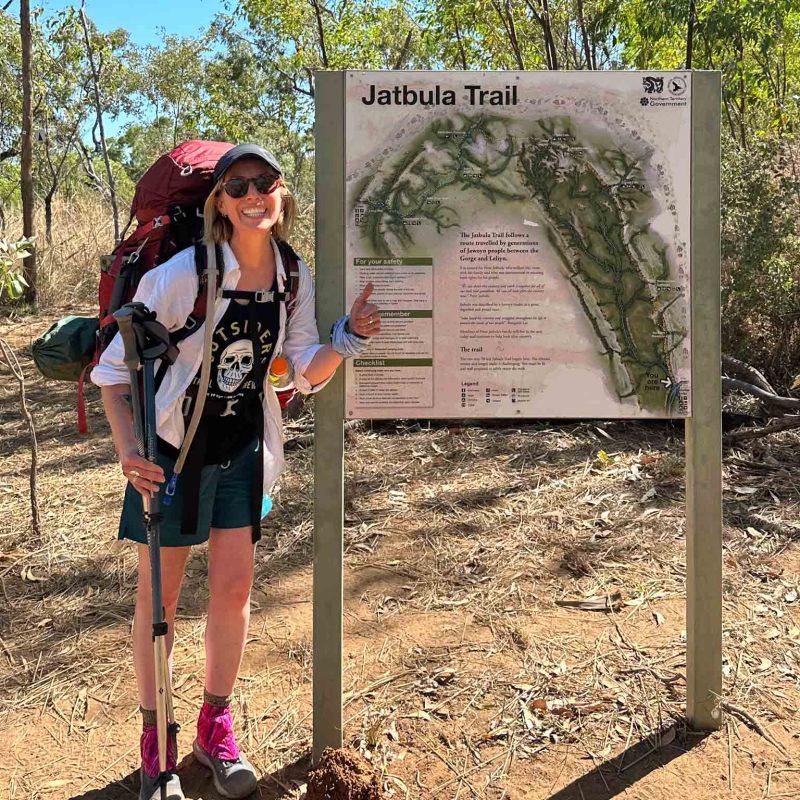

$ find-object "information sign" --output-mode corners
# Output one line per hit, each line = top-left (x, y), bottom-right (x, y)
(344, 71), (692, 419)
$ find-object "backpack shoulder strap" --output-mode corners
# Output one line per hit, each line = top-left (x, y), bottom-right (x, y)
(275, 238), (301, 318)
(154, 243), (223, 391)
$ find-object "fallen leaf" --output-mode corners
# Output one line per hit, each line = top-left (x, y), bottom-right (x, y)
(766, 627), (781, 640)
(556, 591), (624, 612)
(520, 700), (538, 731)
(582, 703), (607, 714)
(758, 658), (772, 671)
(734, 486), (758, 495)
(652, 612), (665, 626)
(403, 710), (432, 722)
(20, 566), (45, 582)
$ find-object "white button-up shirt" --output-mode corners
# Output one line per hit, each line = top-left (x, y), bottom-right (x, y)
(91, 239), (330, 491)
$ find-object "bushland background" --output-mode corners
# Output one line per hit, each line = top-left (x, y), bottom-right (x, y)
(1, 2), (799, 799)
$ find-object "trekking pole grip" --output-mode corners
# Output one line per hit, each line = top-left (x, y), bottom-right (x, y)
(114, 305), (141, 374)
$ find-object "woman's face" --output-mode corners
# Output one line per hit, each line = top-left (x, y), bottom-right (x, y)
(215, 157), (284, 236)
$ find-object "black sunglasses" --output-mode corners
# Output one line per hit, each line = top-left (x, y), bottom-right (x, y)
(221, 174), (281, 199)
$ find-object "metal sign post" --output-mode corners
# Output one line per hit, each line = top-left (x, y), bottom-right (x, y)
(312, 70), (722, 762)
(686, 70), (722, 730)
(313, 70), (347, 762)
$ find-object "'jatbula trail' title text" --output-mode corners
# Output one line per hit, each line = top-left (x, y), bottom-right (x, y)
(362, 85), (518, 106)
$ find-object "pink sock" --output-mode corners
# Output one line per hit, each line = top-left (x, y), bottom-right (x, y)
(141, 723), (177, 778)
(197, 702), (240, 761)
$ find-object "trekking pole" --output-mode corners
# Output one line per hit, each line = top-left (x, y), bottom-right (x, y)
(116, 304), (180, 798)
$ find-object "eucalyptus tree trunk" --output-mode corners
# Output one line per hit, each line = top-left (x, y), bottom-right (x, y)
(20, 0), (36, 303)
(79, 3), (121, 243)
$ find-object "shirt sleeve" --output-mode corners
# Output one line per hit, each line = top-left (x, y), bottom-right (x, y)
(90, 252), (196, 387)
(282, 259), (334, 395)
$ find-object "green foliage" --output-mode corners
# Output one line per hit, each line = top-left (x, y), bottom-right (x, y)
(0, 12), (22, 157)
(420, 0), (620, 70)
(109, 117), (185, 183)
(0, 236), (33, 301)
(619, 0), (800, 142)
(720, 133), (800, 386)
(1, 0), (799, 381)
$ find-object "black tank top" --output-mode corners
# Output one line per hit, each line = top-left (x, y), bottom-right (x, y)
(161, 286), (281, 464)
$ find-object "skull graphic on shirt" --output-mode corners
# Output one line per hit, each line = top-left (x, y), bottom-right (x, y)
(217, 340), (253, 393)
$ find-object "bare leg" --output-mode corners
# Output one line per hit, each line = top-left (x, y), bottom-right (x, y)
(205, 527), (255, 695)
(133, 543), (191, 708)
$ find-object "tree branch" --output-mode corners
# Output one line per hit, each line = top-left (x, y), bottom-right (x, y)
(722, 354), (775, 394)
(309, 0), (329, 69)
(722, 377), (800, 411)
(0, 337), (40, 538)
(79, 2), (120, 241)
(724, 416), (800, 446)
(686, 0), (695, 68)
(452, 10), (468, 70)
(392, 29), (414, 71)
(490, 0), (525, 69)
(577, 0), (593, 69)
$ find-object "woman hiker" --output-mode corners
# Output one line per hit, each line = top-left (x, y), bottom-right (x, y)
(92, 143), (381, 800)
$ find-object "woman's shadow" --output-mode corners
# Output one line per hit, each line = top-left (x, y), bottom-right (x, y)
(69, 751), (311, 800)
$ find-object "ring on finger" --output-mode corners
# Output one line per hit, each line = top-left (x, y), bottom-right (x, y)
(129, 469), (140, 479)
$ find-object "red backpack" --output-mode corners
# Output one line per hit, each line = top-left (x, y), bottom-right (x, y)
(77, 140), (300, 432)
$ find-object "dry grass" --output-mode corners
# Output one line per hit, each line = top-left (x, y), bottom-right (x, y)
(2, 192), (317, 313)
(0, 310), (798, 799)
(3, 196), (115, 309)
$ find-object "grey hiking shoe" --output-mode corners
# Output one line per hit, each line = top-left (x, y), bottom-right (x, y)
(192, 738), (258, 798)
(138, 766), (184, 800)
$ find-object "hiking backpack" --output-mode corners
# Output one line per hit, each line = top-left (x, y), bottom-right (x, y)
(33, 140), (302, 432)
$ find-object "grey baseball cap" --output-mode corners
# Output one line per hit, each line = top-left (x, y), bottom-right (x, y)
(213, 144), (282, 183)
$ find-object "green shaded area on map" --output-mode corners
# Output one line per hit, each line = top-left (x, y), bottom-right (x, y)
(352, 113), (688, 413)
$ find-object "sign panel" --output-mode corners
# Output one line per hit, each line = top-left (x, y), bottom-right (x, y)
(344, 71), (692, 419)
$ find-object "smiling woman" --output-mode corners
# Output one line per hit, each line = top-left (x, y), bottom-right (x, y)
(90, 142), (383, 800)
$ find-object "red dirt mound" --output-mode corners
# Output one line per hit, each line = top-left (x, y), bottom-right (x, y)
(306, 747), (384, 800)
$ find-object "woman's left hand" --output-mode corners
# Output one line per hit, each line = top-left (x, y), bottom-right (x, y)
(349, 282), (382, 337)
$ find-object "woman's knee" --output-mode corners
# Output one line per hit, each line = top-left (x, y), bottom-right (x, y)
(209, 571), (253, 608)
(208, 528), (255, 607)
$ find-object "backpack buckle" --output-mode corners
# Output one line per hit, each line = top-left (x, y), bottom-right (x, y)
(183, 315), (198, 331)
(254, 290), (272, 303)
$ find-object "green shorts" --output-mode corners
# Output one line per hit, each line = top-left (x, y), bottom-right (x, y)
(118, 438), (261, 547)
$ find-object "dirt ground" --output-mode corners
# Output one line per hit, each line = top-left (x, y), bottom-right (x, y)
(1, 309), (798, 800)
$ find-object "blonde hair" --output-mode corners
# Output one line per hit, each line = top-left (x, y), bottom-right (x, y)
(203, 176), (297, 245)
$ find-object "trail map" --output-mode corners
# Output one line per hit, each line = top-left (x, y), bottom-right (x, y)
(344, 72), (692, 419)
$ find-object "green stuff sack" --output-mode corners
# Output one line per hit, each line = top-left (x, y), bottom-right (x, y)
(32, 316), (98, 381)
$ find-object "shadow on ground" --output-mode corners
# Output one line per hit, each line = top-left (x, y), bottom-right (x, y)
(68, 751), (311, 800)
(547, 724), (710, 800)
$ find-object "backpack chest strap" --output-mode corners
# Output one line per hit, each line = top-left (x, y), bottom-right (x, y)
(221, 289), (290, 303)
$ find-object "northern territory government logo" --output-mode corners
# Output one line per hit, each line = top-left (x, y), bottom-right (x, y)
(640, 75), (688, 108)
